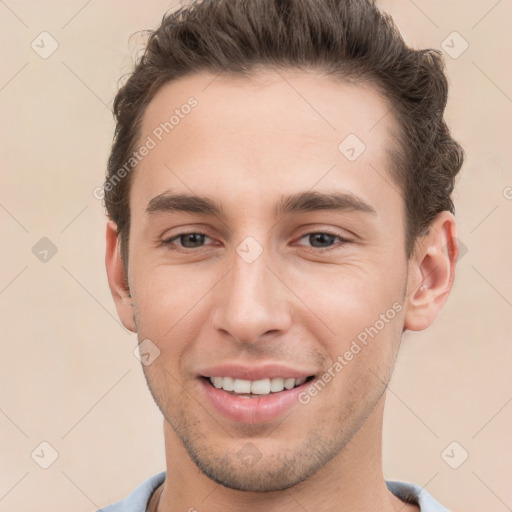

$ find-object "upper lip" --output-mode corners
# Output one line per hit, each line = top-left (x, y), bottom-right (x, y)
(197, 363), (316, 381)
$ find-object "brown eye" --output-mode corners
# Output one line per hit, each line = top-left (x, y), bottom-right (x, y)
(162, 232), (213, 251)
(296, 232), (351, 251)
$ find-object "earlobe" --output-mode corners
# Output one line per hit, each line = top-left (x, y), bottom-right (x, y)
(403, 211), (459, 332)
(105, 221), (137, 333)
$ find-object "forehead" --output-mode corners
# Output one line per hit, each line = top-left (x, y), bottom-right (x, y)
(131, 69), (401, 222)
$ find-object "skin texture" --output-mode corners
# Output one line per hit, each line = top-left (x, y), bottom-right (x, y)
(105, 69), (459, 512)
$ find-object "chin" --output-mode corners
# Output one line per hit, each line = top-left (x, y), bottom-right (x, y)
(175, 428), (344, 493)
(189, 454), (317, 492)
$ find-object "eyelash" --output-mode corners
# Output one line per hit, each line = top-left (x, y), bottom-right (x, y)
(161, 230), (351, 254)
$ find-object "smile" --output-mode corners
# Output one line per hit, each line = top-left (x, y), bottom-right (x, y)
(208, 376), (314, 396)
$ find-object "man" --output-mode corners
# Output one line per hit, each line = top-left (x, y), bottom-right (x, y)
(99, 0), (463, 510)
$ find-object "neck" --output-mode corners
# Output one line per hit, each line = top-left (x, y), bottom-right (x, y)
(156, 394), (414, 512)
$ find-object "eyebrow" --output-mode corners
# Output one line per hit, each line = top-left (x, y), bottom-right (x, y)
(145, 190), (377, 218)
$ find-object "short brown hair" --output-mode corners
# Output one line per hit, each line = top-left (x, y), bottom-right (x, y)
(105, 0), (464, 267)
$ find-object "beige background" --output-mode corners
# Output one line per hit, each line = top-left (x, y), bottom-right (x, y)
(1, 0), (511, 511)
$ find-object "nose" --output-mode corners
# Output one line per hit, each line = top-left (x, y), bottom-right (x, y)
(210, 243), (292, 344)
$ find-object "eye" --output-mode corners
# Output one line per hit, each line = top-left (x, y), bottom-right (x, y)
(295, 231), (351, 251)
(162, 232), (213, 251)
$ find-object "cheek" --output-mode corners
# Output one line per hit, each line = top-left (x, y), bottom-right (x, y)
(133, 261), (211, 315)
(130, 264), (217, 367)
(294, 269), (406, 388)
(289, 261), (404, 335)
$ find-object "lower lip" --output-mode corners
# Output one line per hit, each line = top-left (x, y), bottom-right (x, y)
(199, 378), (311, 424)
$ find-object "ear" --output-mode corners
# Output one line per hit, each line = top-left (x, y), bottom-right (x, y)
(403, 211), (459, 332)
(105, 220), (137, 333)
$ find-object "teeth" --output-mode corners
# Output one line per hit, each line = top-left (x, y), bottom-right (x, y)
(251, 379), (271, 394)
(209, 376), (307, 395)
(233, 378), (251, 394)
(284, 378), (295, 389)
(270, 377), (284, 392)
(222, 376), (234, 391)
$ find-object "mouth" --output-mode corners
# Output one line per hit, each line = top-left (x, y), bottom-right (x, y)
(203, 375), (316, 397)
(198, 370), (317, 424)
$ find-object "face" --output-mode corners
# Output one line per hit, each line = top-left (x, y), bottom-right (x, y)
(118, 70), (411, 491)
